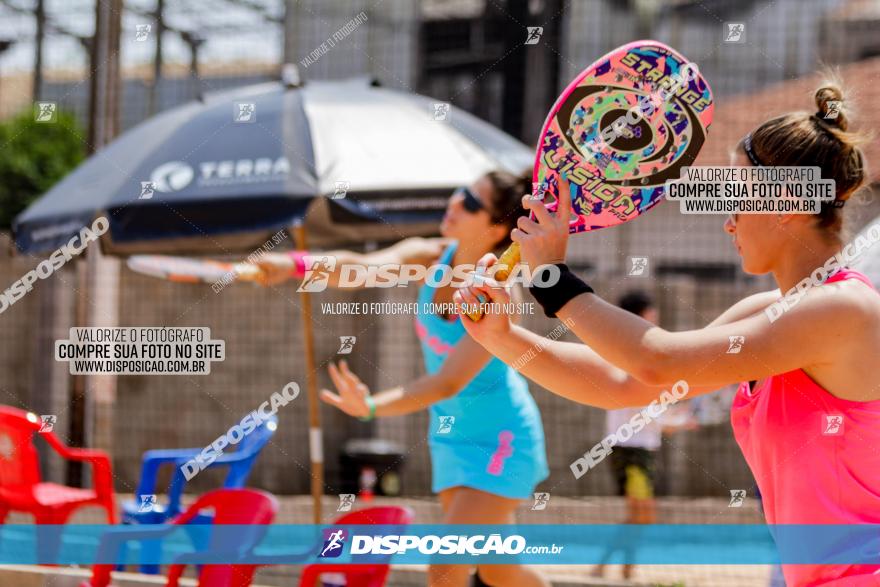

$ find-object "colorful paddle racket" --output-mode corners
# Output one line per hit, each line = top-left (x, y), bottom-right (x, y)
(126, 255), (264, 285)
(469, 40), (714, 320)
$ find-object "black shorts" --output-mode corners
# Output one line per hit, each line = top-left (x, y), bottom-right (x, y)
(609, 446), (656, 499)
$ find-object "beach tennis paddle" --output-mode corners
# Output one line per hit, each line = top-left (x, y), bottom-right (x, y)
(126, 254), (264, 285)
(468, 40), (714, 321)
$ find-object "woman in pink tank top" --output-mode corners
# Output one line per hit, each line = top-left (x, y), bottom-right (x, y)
(457, 78), (880, 586)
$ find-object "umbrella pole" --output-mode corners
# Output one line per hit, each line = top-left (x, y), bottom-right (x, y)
(293, 224), (323, 524)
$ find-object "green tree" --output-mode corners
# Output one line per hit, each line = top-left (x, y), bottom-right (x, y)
(0, 109), (86, 230)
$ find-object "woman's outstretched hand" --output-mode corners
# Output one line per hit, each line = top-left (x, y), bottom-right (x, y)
(455, 253), (515, 342)
(321, 360), (372, 418)
(513, 182), (571, 268)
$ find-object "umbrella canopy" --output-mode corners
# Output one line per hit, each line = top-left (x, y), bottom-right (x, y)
(14, 78), (531, 254)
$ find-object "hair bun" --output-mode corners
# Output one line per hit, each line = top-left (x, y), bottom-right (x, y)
(814, 85), (848, 130)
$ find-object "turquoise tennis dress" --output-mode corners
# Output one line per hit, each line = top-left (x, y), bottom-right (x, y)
(415, 243), (549, 499)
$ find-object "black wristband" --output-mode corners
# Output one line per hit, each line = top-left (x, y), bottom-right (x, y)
(528, 263), (594, 318)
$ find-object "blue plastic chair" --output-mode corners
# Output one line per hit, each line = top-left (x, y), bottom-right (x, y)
(120, 414), (278, 573)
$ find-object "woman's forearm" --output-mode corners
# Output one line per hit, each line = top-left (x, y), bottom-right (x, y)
(483, 324), (667, 409)
(370, 334), (493, 418)
(555, 293), (672, 383)
(320, 250), (382, 289)
(325, 249), (396, 267)
(321, 240), (431, 289)
(372, 374), (455, 417)
(554, 291), (799, 388)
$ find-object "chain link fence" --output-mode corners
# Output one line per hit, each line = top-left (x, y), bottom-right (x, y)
(1, 1), (879, 585)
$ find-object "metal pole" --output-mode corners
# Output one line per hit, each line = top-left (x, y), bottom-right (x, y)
(293, 224), (324, 525)
(86, 0), (125, 159)
(0, 40), (15, 113)
(191, 43), (200, 101)
(148, 0), (164, 116)
(182, 31), (204, 101)
(70, 0), (122, 487)
(283, 0), (298, 65)
(33, 0), (44, 100)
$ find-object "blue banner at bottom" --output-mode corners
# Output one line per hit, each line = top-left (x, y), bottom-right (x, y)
(1, 524), (878, 566)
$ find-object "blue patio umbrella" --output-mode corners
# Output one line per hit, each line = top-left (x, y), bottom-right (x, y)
(14, 77), (531, 255)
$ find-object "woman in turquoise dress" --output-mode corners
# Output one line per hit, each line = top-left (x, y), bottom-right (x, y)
(259, 171), (550, 587)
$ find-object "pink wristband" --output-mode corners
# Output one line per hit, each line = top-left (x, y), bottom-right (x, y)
(288, 250), (308, 279)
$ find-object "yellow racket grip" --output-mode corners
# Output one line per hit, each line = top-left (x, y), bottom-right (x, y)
(466, 242), (521, 322)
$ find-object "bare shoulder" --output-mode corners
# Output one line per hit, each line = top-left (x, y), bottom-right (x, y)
(777, 278), (880, 345)
(804, 277), (880, 316)
(797, 278), (880, 400)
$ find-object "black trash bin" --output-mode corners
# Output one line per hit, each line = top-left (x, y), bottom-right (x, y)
(338, 438), (406, 497)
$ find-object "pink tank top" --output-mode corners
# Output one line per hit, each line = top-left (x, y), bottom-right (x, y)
(731, 269), (880, 586)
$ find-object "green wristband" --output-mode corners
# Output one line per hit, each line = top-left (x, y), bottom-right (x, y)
(359, 396), (376, 422)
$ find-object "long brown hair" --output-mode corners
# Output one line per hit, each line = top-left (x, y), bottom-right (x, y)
(484, 169), (532, 251)
(743, 73), (869, 241)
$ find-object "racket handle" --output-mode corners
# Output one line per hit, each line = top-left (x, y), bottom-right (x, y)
(465, 242), (521, 322)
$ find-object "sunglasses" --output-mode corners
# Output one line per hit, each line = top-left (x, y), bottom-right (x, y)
(455, 186), (486, 214)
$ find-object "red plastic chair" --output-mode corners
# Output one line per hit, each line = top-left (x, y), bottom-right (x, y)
(83, 488), (279, 587)
(298, 506), (415, 587)
(0, 405), (116, 527)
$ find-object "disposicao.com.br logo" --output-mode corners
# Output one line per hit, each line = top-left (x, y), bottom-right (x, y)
(297, 255), (561, 293)
(322, 531), (563, 557)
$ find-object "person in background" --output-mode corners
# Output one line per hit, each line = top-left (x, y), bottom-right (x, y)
(257, 171), (551, 587)
(592, 290), (697, 581)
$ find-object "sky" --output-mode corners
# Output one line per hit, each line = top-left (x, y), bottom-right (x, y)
(0, 0), (285, 74)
